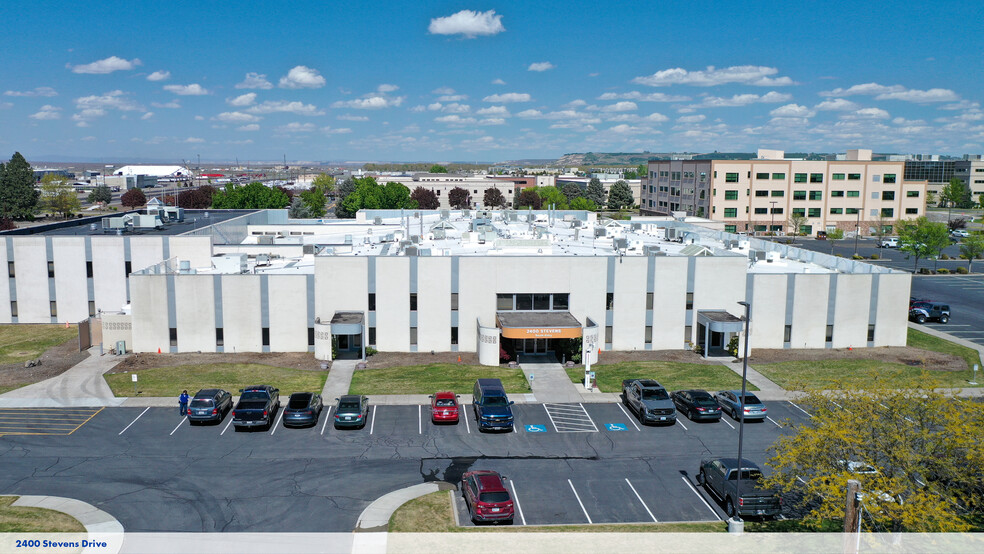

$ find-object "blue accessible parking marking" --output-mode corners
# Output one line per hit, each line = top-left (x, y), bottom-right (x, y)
(526, 424), (547, 433)
(605, 423), (628, 432)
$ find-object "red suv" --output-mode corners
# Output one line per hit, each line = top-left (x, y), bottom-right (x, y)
(461, 470), (514, 524)
(430, 391), (460, 424)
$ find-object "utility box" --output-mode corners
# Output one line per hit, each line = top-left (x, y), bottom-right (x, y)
(212, 253), (248, 274)
(116, 340), (126, 355)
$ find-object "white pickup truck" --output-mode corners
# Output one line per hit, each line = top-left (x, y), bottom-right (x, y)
(880, 237), (899, 248)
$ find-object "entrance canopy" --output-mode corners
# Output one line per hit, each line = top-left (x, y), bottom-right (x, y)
(496, 311), (582, 339)
(696, 310), (744, 333)
(330, 311), (364, 335)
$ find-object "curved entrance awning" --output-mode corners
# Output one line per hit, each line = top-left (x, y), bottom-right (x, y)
(496, 311), (582, 339)
(696, 310), (744, 333)
(330, 311), (364, 335)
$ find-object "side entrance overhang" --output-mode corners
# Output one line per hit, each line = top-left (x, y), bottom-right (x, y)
(314, 311), (365, 361)
(696, 310), (745, 358)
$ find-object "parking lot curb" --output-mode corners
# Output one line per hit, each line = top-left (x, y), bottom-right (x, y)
(10, 495), (123, 553)
(355, 482), (455, 533)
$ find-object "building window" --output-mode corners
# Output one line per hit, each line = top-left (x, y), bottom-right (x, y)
(451, 293), (458, 311)
(755, 172), (769, 180)
(605, 326), (613, 343)
(725, 173), (739, 183)
(47, 262), (55, 278)
(830, 208), (843, 215)
(516, 294), (533, 310)
(808, 208), (821, 217)
(368, 293), (376, 311)
(831, 190), (845, 197)
(847, 190), (860, 197)
(794, 173), (807, 183)
(881, 208), (894, 218)
(832, 173), (845, 180)
(754, 190), (768, 197)
(792, 208), (806, 217)
(307, 327), (314, 346)
(646, 292), (654, 310)
(409, 293), (417, 311)
(906, 190), (920, 198)
(867, 324), (875, 342)
(754, 225), (767, 232)
(809, 191), (822, 201)
(368, 327), (376, 346)
(216, 328), (224, 346)
(451, 327), (458, 345)
(410, 327), (417, 346)
(125, 261), (132, 277)
(882, 191), (895, 201)
(884, 174), (896, 184)
(783, 325), (791, 343)
(754, 207), (768, 214)
(905, 208), (919, 214)
(684, 325), (692, 342)
(534, 294), (550, 310)
(724, 224), (737, 233)
(49, 301), (57, 317)
(685, 292), (694, 310)
(86, 261), (93, 278)
(169, 328), (178, 347)
(645, 326), (653, 344)
(793, 191), (806, 200)
(846, 208), (860, 215)
(88, 301), (96, 316)
(724, 190), (739, 200)
(810, 173), (823, 183)
(7, 262), (13, 278)
(771, 190), (784, 197)
(553, 293), (569, 310)
(826, 325), (833, 342)
(606, 293), (614, 310)
(771, 207), (784, 214)
(262, 327), (270, 346)
(724, 208), (737, 218)
(671, 171), (681, 180)
(496, 293), (513, 310)
(772, 173), (785, 180)
(10, 301), (17, 317)
(848, 173), (861, 180)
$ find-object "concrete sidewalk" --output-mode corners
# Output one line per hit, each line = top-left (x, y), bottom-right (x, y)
(519, 355), (583, 403)
(707, 355), (795, 401)
(322, 358), (359, 401)
(0, 347), (126, 408)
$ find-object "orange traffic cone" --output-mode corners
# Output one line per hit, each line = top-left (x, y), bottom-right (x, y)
(158, 347), (161, 354)
(457, 355), (462, 363)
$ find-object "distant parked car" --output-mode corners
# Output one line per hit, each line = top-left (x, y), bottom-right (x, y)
(816, 230), (828, 240)
(671, 389), (723, 422)
(881, 237), (899, 248)
(697, 458), (781, 518)
(282, 392), (323, 428)
(460, 470), (515, 524)
(333, 395), (369, 429)
(909, 302), (950, 324)
(232, 385), (280, 431)
(950, 229), (970, 238)
(430, 391), (460, 424)
(715, 390), (768, 422)
(187, 388), (232, 425)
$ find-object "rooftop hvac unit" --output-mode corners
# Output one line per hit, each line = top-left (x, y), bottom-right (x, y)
(411, 235), (421, 243)
(644, 245), (661, 256)
(383, 233), (395, 242)
(666, 228), (678, 239)
(508, 212), (518, 222)
(212, 253), (247, 274)
(750, 250), (766, 261)
(302, 244), (316, 255)
(571, 219), (582, 228)
(563, 214), (575, 222)
(373, 217), (383, 225)
(257, 236), (274, 245)
(631, 223), (642, 231)
(344, 234), (353, 245)
(256, 254), (270, 266)
(406, 246), (419, 256)
(462, 210), (471, 218)
(440, 209), (449, 220)
(102, 217), (127, 230)
(432, 229), (446, 239)
(133, 214), (162, 229)
(478, 210), (490, 219)
(615, 237), (628, 250)
(179, 260), (191, 273)
(594, 227), (606, 237)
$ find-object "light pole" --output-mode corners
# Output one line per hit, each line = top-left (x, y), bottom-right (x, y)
(733, 300), (752, 529)
(769, 201), (777, 236)
(853, 209), (861, 257)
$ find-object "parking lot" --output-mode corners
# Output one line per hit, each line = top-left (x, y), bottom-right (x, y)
(0, 399), (813, 531)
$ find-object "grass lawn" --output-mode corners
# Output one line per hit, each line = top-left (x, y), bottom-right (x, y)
(907, 327), (983, 370)
(0, 324), (77, 365)
(0, 385), (23, 395)
(389, 491), (725, 533)
(104, 363), (327, 397)
(0, 496), (85, 532)
(349, 364), (528, 395)
(564, 361), (757, 393)
(754, 359), (980, 390)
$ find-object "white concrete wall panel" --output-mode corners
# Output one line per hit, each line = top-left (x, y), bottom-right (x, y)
(168, 237), (213, 268)
(91, 238), (127, 314)
(612, 257), (647, 350)
(174, 275), (216, 352)
(52, 237), (88, 322)
(129, 237), (164, 274)
(13, 237), (50, 323)
(873, 274), (909, 346)
(650, 257), (687, 349)
(457, 257), (497, 352)
(567, 257), (607, 345)
(221, 275), (262, 352)
(268, 275), (308, 352)
(129, 275), (170, 352)
(314, 257), (368, 321)
(748, 275), (788, 349)
(791, 274), (833, 348)
(831, 274), (873, 348)
(416, 257), (451, 352)
(375, 257), (410, 351)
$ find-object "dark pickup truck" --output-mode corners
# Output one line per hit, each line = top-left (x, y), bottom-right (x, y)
(697, 458), (781, 518)
(621, 379), (676, 425)
(232, 385), (280, 431)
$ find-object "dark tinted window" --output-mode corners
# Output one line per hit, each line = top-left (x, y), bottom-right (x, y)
(240, 391), (269, 400)
(694, 397), (718, 407)
(479, 492), (510, 503)
(435, 399), (456, 407)
(482, 396), (509, 407)
(338, 402), (360, 412)
(289, 396), (311, 409)
(552, 294), (569, 310)
(729, 469), (763, 481)
(515, 294), (533, 310)
(190, 399), (212, 408)
(741, 394), (762, 404)
(641, 389), (669, 400)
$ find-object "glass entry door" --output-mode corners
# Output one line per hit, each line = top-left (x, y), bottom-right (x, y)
(521, 338), (549, 353)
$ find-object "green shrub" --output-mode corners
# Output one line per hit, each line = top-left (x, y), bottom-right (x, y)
(937, 268), (950, 274)
(827, 228), (844, 240)
(869, 254), (880, 260)
(852, 254), (864, 260)
(959, 254), (968, 259)
(956, 266), (969, 274)
(940, 253), (950, 260)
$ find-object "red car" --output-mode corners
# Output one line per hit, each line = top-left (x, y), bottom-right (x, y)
(430, 391), (460, 424)
(461, 470), (514, 524)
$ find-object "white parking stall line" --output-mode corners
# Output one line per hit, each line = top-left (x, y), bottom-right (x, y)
(567, 479), (593, 524)
(369, 407), (376, 434)
(796, 476), (808, 485)
(168, 417), (187, 436)
(788, 401), (814, 418)
(767, 416), (782, 428)
(682, 476), (721, 521)
(676, 419), (688, 431)
(509, 481), (526, 526)
(542, 404), (560, 431)
(270, 409), (285, 435)
(616, 403), (641, 431)
(720, 417), (735, 430)
(543, 403), (598, 432)
(321, 407), (332, 435)
(220, 416), (235, 435)
(418, 405), (422, 435)
(624, 478), (657, 522)
(118, 407), (150, 436)
(462, 405), (471, 433)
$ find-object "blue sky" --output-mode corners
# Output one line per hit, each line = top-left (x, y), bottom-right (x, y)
(2, 1), (982, 163)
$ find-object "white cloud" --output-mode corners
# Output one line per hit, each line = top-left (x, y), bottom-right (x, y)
(237, 124), (260, 132)
(677, 114), (706, 123)
(435, 115), (477, 124)
(600, 101), (637, 112)
(331, 95), (404, 109)
(75, 90), (142, 115)
(321, 126), (352, 135)
(69, 56), (141, 74)
(876, 88), (959, 103)
(819, 83), (904, 97)
(80, 136), (96, 141)
(277, 122), (316, 133)
(247, 100), (325, 116)
(644, 113), (669, 122)
(140, 112), (153, 120)
(236, 72), (273, 90)
(0, 102), (12, 109)
(479, 118), (505, 125)
(377, 84), (399, 92)
(428, 9), (505, 38)
(940, 100), (980, 111)
(770, 104), (814, 118)
(491, 78), (506, 85)
(844, 107), (891, 119)
(482, 92), (531, 103)
(279, 66), (326, 89)
(691, 91), (792, 107)
(214, 111), (261, 123)
(337, 114), (369, 121)
(528, 62), (554, 72)
(632, 65), (794, 87)
(184, 137), (205, 143)
(151, 100), (181, 109)
(29, 105), (61, 120)
(516, 109), (543, 118)
(432, 87), (456, 95)
(597, 91), (690, 102)
(606, 124), (647, 135)
(476, 105), (510, 116)
(164, 83), (209, 96)
(146, 70), (170, 81)
(814, 98), (859, 111)
(227, 93), (257, 107)
(194, 115), (204, 121)
(565, 99), (587, 107)
(5, 87), (58, 97)
(438, 94), (468, 101)
(440, 103), (470, 113)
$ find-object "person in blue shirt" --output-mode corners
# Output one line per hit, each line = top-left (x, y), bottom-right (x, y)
(179, 390), (190, 415)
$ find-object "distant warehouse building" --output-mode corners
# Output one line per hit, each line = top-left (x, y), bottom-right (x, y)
(0, 208), (909, 363)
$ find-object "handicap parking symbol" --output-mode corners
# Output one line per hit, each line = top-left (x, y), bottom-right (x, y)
(525, 424), (547, 433)
(605, 423), (628, 431)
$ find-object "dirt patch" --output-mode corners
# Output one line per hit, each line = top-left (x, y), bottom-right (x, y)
(362, 351), (480, 369)
(594, 350), (718, 365)
(0, 339), (89, 389)
(107, 351), (323, 374)
(748, 346), (967, 372)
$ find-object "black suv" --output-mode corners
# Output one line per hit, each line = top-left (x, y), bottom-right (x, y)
(909, 302), (950, 324)
(188, 388), (233, 424)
